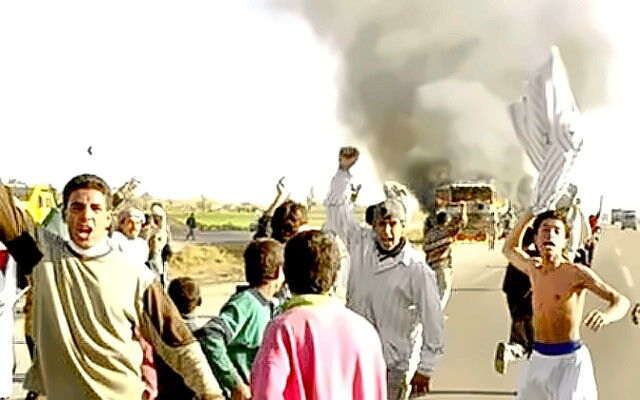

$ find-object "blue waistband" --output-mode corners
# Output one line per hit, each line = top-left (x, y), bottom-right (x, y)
(533, 341), (582, 356)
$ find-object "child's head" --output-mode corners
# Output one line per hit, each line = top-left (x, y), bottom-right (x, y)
(168, 277), (202, 315)
(271, 200), (309, 243)
(244, 238), (285, 289)
(284, 230), (341, 295)
(532, 210), (570, 258)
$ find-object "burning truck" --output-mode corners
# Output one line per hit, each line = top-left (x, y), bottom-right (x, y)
(404, 158), (506, 249)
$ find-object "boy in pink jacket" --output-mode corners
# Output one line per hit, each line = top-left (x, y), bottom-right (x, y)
(251, 230), (387, 400)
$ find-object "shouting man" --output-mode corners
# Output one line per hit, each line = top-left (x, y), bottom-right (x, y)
(0, 174), (218, 400)
(325, 147), (444, 399)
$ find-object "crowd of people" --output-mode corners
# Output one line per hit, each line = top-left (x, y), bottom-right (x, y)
(0, 146), (639, 400)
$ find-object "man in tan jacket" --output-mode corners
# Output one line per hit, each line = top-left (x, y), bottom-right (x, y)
(0, 174), (219, 400)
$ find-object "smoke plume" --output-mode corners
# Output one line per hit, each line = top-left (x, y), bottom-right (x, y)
(271, 0), (612, 210)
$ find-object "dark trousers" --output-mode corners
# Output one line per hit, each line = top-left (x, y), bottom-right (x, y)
(26, 335), (35, 360)
(509, 313), (534, 355)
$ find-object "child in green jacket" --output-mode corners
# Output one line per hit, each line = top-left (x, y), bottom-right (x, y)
(200, 238), (285, 400)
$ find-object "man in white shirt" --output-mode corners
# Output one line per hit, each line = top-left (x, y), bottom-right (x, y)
(111, 207), (149, 265)
(325, 147), (444, 399)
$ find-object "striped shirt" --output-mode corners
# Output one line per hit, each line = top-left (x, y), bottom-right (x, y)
(422, 217), (465, 267)
(509, 47), (584, 215)
(325, 169), (444, 375)
(324, 168), (356, 248)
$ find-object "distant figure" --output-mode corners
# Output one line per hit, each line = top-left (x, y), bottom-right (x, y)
(586, 212), (602, 266)
(307, 187), (315, 213)
(564, 196), (591, 267)
(422, 203), (468, 310)
(186, 212), (197, 241)
(147, 202), (172, 288)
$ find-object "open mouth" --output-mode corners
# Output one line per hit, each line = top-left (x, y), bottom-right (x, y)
(542, 241), (554, 248)
(77, 226), (93, 239)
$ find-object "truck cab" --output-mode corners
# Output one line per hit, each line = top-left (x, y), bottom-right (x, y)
(621, 210), (637, 230)
(432, 182), (503, 247)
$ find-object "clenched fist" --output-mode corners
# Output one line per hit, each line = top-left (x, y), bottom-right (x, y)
(339, 147), (359, 171)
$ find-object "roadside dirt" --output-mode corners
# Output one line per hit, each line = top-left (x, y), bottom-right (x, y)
(168, 243), (246, 284)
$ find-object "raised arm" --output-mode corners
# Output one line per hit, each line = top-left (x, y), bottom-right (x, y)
(0, 185), (43, 271)
(254, 177), (286, 240)
(502, 210), (536, 277)
(265, 177), (286, 217)
(578, 266), (631, 331)
(324, 147), (362, 249)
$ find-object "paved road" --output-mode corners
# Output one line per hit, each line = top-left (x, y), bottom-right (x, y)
(170, 224), (253, 246)
(10, 226), (640, 398)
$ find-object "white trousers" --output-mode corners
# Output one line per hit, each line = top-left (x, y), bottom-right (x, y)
(516, 345), (597, 400)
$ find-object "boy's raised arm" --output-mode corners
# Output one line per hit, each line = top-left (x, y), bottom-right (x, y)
(502, 210), (535, 277)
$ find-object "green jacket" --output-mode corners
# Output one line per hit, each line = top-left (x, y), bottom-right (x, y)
(198, 286), (273, 398)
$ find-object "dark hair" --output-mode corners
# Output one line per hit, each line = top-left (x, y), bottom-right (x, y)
(244, 239), (284, 287)
(365, 204), (377, 225)
(522, 227), (535, 249)
(63, 174), (112, 213)
(150, 202), (163, 209)
(271, 200), (309, 243)
(168, 277), (201, 315)
(532, 210), (571, 239)
(284, 230), (340, 295)
(436, 211), (448, 225)
(373, 200), (406, 226)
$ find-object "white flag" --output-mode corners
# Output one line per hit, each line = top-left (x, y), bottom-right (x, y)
(509, 46), (584, 214)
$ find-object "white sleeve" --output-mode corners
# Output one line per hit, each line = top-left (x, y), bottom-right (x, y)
(324, 168), (361, 251)
(414, 264), (445, 375)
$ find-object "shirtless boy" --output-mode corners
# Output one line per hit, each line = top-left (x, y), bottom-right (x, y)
(503, 209), (630, 399)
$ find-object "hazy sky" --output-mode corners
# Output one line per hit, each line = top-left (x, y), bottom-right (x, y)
(0, 1), (638, 213)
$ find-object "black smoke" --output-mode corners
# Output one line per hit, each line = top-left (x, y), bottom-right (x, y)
(269, 0), (613, 210)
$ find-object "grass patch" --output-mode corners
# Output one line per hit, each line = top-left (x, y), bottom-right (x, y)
(167, 204), (368, 232)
